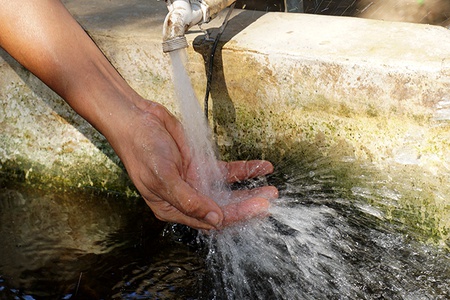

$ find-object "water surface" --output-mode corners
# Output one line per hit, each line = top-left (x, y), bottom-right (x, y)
(0, 182), (203, 299)
(1, 154), (449, 299)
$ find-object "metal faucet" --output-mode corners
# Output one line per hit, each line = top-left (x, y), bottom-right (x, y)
(162, 0), (236, 52)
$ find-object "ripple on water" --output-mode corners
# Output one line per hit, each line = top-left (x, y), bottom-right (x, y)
(0, 183), (201, 299)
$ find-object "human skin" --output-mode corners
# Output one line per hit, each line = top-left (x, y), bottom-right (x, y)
(0, 0), (278, 230)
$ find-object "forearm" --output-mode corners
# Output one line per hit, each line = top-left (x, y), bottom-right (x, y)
(0, 0), (278, 229)
(0, 0), (143, 138)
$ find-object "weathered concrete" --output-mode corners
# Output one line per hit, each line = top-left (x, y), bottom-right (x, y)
(1, 0), (449, 243)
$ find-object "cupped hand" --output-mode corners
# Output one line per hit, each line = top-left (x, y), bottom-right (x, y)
(219, 161), (279, 226)
(111, 101), (278, 230)
(0, 0), (278, 230)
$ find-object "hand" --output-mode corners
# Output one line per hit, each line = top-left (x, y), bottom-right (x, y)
(219, 161), (279, 226)
(110, 101), (278, 230)
(0, 0), (278, 230)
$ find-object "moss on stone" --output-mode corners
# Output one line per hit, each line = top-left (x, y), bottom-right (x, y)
(209, 90), (450, 247)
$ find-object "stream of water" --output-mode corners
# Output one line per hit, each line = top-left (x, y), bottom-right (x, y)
(168, 49), (231, 206)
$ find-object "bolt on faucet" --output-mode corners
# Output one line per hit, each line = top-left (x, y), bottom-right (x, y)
(162, 0), (236, 52)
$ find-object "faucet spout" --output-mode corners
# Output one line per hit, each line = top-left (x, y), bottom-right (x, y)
(162, 0), (203, 52)
(162, 0), (236, 53)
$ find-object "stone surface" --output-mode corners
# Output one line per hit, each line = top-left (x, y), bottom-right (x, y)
(1, 0), (449, 243)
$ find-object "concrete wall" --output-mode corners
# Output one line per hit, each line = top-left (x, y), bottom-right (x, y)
(1, 0), (449, 243)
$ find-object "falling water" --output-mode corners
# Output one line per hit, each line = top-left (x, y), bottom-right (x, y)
(169, 49), (231, 206)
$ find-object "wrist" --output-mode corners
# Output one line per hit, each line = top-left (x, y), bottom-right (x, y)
(89, 88), (149, 151)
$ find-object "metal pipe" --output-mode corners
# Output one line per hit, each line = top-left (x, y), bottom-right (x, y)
(162, 0), (235, 53)
(162, 0), (203, 52)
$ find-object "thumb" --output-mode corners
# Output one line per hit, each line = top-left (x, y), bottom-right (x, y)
(167, 179), (224, 228)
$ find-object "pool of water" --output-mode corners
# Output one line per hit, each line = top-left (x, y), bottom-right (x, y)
(0, 182), (204, 299)
(1, 152), (449, 299)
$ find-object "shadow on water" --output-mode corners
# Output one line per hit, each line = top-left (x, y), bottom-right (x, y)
(1, 144), (449, 299)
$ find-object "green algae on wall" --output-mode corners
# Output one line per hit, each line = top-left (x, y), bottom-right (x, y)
(0, 34), (179, 196)
(214, 102), (450, 247)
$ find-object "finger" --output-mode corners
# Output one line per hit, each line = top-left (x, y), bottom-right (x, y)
(143, 197), (217, 230)
(149, 176), (225, 228)
(222, 197), (271, 226)
(222, 160), (274, 183)
(231, 186), (279, 202)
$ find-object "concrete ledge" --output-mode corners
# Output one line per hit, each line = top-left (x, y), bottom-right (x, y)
(1, 0), (449, 243)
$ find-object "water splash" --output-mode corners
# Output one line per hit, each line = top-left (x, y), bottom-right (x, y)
(202, 166), (450, 299)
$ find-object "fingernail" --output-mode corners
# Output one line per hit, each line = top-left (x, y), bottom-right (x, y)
(205, 211), (221, 228)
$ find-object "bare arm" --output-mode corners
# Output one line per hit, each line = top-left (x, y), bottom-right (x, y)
(0, 0), (137, 134)
(0, 0), (278, 230)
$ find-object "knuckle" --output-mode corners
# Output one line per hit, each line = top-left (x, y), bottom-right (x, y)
(181, 198), (203, 218)
(153, 212), (168, 222)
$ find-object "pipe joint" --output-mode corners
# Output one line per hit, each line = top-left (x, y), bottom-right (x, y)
(162, 0), (236, 52)
(162, 0), (204, 52)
